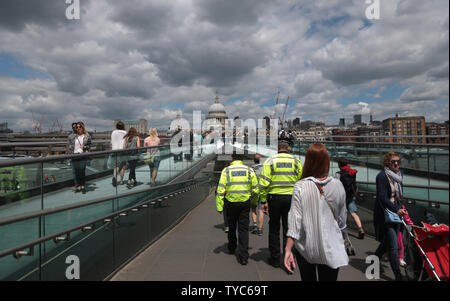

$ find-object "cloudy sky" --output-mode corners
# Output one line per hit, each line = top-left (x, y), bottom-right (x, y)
(0, 0), (448, 132)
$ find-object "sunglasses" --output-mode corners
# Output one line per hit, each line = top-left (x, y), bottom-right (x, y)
(76, 126), (82, 129)
(390, 160), (401, 165)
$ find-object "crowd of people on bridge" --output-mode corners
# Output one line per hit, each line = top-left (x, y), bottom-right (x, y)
(67, 120), (164, 193)
(216, 140), (412, 281)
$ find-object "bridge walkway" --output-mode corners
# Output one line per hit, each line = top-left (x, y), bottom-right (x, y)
(111, 192), (396, 281)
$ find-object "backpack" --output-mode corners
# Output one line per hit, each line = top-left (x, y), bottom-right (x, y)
(338, 169), (357, 204)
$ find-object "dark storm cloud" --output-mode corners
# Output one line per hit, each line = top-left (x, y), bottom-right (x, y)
(148, 40), (267, 87)
(428, 64), (449, 79)
(0, 0), (76, 32)
(195, 0), (273, 27)
(110, 0), (172, 35)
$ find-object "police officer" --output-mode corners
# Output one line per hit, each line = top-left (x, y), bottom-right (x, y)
(216, 153), (259, 265)
(260, 140), (302, 268)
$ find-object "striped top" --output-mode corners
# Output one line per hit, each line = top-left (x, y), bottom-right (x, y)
(287, 176), (349, 269)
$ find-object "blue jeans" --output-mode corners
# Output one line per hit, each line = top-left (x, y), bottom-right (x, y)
(375, 224), (400, 275)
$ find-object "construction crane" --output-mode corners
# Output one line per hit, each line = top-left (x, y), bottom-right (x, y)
(31, 111), (39, 134)
(31, 111), (45, 134)
(56, 119), (63, 132)
(279, 96), (289, 129)
(49, 119), (64, 133)
(271, 90), (280, 120)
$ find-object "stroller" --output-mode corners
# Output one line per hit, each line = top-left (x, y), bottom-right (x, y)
(403, 216), (449, 281)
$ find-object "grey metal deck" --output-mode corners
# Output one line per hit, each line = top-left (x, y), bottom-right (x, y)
(111, 192), (397, 281)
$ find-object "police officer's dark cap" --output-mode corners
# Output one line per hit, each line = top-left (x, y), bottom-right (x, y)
(278, 140), (290, 149)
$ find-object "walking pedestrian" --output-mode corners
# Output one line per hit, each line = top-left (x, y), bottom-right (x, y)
(336, 157), (365, 239)
(144, 128), (161, 186)
(373, 152), (407, 281)
(123, 127), (140, 189)
(250, 154), (264, 236)
(284, 143), (348, 281)
(260, 140), (303, 268)
(216, 153), (259, 265)
(110, 121), (127, 186)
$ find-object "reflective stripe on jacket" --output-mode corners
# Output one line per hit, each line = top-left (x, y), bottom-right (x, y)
(216, 160), (259, 212)
(259, 152), (302, 202)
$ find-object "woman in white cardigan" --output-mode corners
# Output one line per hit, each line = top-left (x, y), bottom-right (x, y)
(284, 143), (348, 281)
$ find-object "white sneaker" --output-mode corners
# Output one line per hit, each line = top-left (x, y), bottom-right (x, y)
(399, 259), (407, 267)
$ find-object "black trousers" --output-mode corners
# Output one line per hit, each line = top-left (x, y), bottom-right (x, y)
(225, 199), (250, 261)
(268, 194), (292, 260)
(73, 159), (87, 186)
(223, 204), (228, 227)
(294, 249), (340, 281)
(128, 159), (138, 181)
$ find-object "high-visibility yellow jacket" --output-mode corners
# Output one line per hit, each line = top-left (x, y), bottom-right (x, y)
(216, 160), (259, 212)
(259, 152), (302, 203)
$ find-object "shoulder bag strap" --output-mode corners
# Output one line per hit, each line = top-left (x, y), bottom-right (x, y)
(314, 182), (338, 222)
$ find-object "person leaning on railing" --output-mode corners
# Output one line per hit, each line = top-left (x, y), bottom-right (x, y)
(67, 122), (78, 191)
(373, 152), (408, 281)
(70, 121), (92, 194)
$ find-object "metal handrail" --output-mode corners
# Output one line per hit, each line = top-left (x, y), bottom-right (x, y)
(292, 135), (449, 139)
(356, 181), (448, 190)
(0, 178), (211, 259)
(293, 140), (449, 148)
(0, 144), (175, 168)
(357, 189), (448, 207)
(0, 177), (202, 227)
(0, 151), (216, 226)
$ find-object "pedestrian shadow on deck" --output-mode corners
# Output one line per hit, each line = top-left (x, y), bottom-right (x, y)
(249, 248), (270, 263)
(213, 223), (225, 230)
(213, 243), (230, 255)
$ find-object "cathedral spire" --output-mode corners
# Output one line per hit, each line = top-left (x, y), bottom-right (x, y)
(215, 91), (220, 103)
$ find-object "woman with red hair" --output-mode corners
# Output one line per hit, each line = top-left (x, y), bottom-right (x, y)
(284, 143), (348, 281)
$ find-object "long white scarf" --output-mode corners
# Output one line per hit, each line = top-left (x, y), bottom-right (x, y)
(384, 167), (403, 202)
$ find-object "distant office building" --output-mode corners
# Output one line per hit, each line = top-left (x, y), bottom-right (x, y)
(293, 118), (300, 128)
(354, 114), (362, 126)
(426, 122), (449, 144)
(115, 119), (148, 135)
(300, 120), (324, 130)
(0, 122), (12, 133)
(339, 118), (345, 127)
(357, 126), (383, 142)
(370, 114), (374, 125)
(263, 116), (271, 130)
(372, 120), (382, 126)
(382, 114), (426, 143)
(285, 119), (292, 129)
(332, 128), (359, 142)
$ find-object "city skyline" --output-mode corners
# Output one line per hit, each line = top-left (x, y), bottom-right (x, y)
(0, 0), (448, 132)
